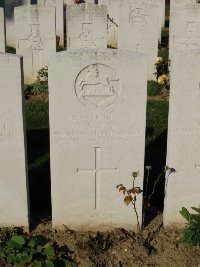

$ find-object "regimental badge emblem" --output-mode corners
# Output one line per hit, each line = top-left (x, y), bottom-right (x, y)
(75, 64), (120, 108)
(129, 8), (148, 27)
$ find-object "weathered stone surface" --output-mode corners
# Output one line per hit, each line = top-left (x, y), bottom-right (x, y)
(118, 0), (159, 80)
(0, 8), (5, 52)
(38, 0), (64, 46)
(169, 2), (200, 58)
(49, 49), (147, 230)
(15, 5), (56, 83)
(98, 0), (162, 48)
(4, 0), (31, 47)
(66, 4), (107, 49)
(0, 53), (29, 228)
(164, 50), (200, 226)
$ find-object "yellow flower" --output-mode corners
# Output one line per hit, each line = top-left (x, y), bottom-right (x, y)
(157, 76), (164, 84)
(33, 76), (40, 82)
(162, 74), (169, 82)
(156, 57), (163, 64)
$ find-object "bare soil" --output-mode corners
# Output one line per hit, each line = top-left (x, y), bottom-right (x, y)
(148, 88), (169, 102)
(32, 214), (200, 267)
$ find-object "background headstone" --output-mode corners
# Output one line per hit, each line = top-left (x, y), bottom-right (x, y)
(99, 0), (162, 48)
(99, 0), (120, 48)
(0, 8), (5, 52)
(15, 5), (56, 83)
(0, 53), (29, 228)
(118, 0), (159, 80)
(64, 0), (95, 5)
(164, 50), (200, 226)
(66, 4), (107, 49)
(4, 0), (31, 48)
(169, 3), (200, 58)
(49, 49), (147, 229)
(38, 0), (64, 46)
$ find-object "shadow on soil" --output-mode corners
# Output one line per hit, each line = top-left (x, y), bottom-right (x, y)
(26, 128), (51, 230)
(143, 128), (168, 227)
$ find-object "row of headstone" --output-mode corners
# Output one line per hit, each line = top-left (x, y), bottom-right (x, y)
(1, 47), (200, 229)
(1, 0), (200, 229)
(2, 0), (165, 49)
(0, 2), (162, 82)
(0, 48), (147, 229)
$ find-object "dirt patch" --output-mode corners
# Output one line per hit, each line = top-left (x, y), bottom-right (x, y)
(32, 215), (200, 267)
(26, 94), (49, 101)
(148, 88), (169, 102)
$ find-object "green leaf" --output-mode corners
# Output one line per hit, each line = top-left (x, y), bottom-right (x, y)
(18, 252), (32, 264)
(44, 260), (54, 267)
(11, 235), (25, 245)
(190, 214), (200, 224)
(44, 246), (55, 258)
(33, 260), (42, 267)
(28, 238), (36, 248)
(7, 253), (16, 264)
(37, 245), (42, 253)
(191, 207), (200, 214)
(179, 207), (191, 222)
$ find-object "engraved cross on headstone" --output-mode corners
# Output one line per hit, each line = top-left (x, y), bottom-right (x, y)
(69, 23), (104, 48)
(18, 24), (54, 75)
(77, 147), (118, 209)
(131, 41), (141, 52)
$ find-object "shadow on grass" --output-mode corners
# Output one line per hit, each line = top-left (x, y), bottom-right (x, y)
(143, 129), (168, 227)
(26, 128), (51, 230)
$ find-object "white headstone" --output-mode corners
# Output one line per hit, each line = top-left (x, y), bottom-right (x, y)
(98, 0), (162, 48)
(99, 0), (119, 48)
(15, 5), (56, 83)
(164, 50), (200, 226)
(38, 0), (64, 46)
(66, 4), (107, 49)
(49, 49), (147, 230)
(0, 8), (5, 52)
(169, 3), (200, 58)
(0, 53), (29, 228)
(5, 0), (31, 48)
(64, 0), (95, 5)
(118, 1), (159, 80)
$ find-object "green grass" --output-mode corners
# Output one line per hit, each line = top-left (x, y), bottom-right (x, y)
(165, 0), (170, 18)
(25, 100), (49, 130)
(146, 100), (169, 146)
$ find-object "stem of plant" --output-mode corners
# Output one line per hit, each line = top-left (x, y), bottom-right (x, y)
(147, 169), (166, 204)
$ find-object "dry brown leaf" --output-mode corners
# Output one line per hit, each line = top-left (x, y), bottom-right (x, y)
(124, 195), (133, 206)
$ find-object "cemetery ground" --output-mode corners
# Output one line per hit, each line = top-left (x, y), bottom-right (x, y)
(1, 98), (196, 267)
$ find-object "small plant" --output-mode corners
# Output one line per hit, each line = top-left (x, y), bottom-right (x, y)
(116, 171), (143, 240)
(147, 80), (162, 96)
(176, 207), (200, 247)
(154, 57), (170, 88)
(24, 66), (48, 98)
(0, 227), (77, 266)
